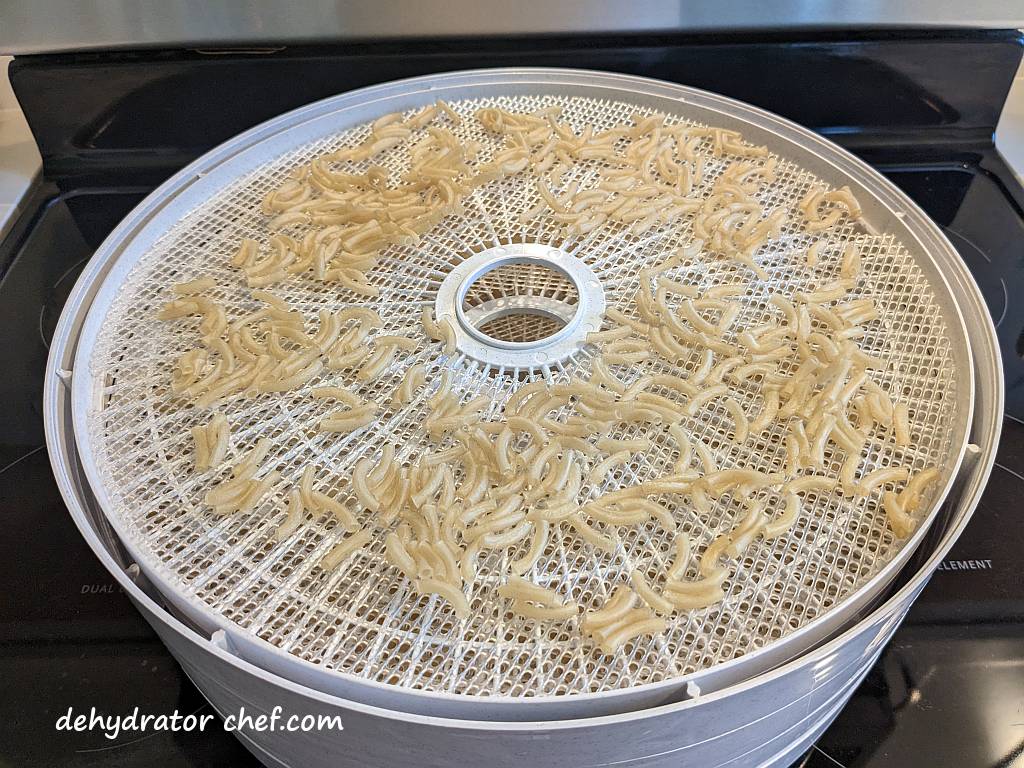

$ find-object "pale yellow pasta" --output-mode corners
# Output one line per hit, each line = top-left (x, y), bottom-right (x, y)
(725, 505), (767, 557)
(527, 443), (560, 484)
(351, 458), (381, 511)
(498, 575), (569, 607)
(481, 520), (532, 549)
(706, 356), (745, 386)
(899, 467), (941, 513)
(415, 577), (471, 617)
(684, 383), (728, 416)
(385, 532), (417, 575)
(584, 500), (647, 526)
(466, 507), (525, 542)
(582, 585), (636, 630)
(893, 403), (911, 447)
(840, 243), (862, 280)
(857, 466), (910, 496)
(630, 569), (674, 615)
(662, 536), (691, 583)
(438, 317), (457, 354)
(679, 299), (719, 335)
(230, 238), (259, 267)
(785, 475), (837, 495)
(824, 186), (863, 218)
(595, 614), (667, 653)
(274, 489), (305, 541)
(587, 325), (634, 344)
(311, 490), (358, 531)
(700, 533), (732, 576)
(763, 493), (801, 539)
(663, 568), (728, 610)
(706, 283), (747, 300)
(319, 405), (377, 433)
(505, 415), (547, 444)
(883, 491), (916, 538)
(750, 388), (779, 434)
(205, 457), (280, 516)
(722, 397), (749, 444)
(693, 438), (718, 474)
(702, 468), (782, 495)
(191, 413), (230, 471)
(391, 363), (426, 407)
(509, 520), (551, 575)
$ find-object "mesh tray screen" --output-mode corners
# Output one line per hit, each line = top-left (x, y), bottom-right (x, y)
(86, 93), (959, 697)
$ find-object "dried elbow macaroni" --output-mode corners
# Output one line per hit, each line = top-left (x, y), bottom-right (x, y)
(153, 101), (943, 658)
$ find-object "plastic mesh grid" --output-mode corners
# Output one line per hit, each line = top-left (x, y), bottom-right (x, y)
(463, 262), (579, 310)
(477, 313), (567, 343)
(84, 93), (961, 698)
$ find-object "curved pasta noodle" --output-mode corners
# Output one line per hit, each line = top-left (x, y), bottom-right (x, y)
(320, 528), (372, 571)
(583, 586), (666, 653)
(191, 413), (230, 471)
(883, 491), (916, 538)
(722, 397), (749, 444)
(899, 467), (940, 513)
(415, 578), (471, 618)
(663, 568), (728, 610)
(857, 466), (910, 496)
(630, 569), (674, 615)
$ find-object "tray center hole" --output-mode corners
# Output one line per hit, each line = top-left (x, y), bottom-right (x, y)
(460, 259), (580, 344)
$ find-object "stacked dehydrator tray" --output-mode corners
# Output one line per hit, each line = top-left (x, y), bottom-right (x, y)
(40, 67), (1004, 767)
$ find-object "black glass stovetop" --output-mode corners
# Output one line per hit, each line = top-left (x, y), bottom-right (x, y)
(1, 155), (1022, 767)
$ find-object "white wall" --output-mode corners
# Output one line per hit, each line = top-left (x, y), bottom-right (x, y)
(0, 55), (42, 237)
(995, 58), (1024, 183)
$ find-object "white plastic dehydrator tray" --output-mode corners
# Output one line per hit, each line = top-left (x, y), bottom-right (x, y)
(65, 69), (976, 720)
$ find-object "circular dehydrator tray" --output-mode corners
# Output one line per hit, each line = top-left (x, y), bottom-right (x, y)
(72, 70), (972, 705)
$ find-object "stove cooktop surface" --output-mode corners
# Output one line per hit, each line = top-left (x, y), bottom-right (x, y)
(1, 156), (1021, 767)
